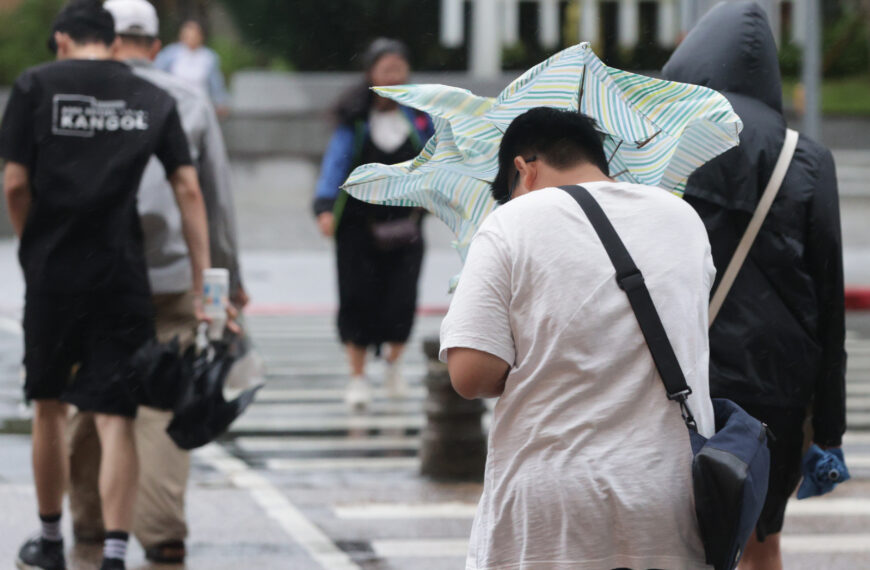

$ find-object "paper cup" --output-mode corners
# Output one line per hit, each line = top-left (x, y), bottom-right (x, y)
(203, 268), (229, 340)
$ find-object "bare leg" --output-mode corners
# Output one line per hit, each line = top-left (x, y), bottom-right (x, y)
(738, 531), (782, 570)
(32, 400), (69, 516)
(346, 344), (367, 376)
(385, 343), (405, 364)
(94, 413), (138, 531)
(68, 412), (106, 540)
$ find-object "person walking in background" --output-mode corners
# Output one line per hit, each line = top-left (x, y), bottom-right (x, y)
(662, 3), (846, 569)
(155, 19), (230, 117)
(313, 39), (433, 410)
(66, 0), (247, 565)
(441, 107), (716, 569)
(0, 1), (211, 568)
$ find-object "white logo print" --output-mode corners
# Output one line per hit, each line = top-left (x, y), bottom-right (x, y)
(52, 94), (150, 137)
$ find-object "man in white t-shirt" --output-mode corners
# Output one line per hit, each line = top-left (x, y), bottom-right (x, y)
(440, 107), (717, 570)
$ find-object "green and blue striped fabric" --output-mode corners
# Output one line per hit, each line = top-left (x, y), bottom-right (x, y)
(343, 43), (742, 264)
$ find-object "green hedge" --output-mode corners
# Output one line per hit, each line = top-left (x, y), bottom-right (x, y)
(0, 0), (64, 85)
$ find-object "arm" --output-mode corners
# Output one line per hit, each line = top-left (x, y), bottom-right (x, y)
(448, 347), (510, 399)
(206, 50), (231, 110)
(197, 101), (245, 301)
(807, 149), (847, 447)
(440, 229), (516, 399)
(313, 125), (356, 236)
(3, 162), (31, 237)
(169, 165), (211, 300)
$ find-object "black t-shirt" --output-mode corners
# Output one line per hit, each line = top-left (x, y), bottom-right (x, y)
(0, 59), (192, 300)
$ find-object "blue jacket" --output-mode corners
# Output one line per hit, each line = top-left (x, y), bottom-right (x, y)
(312, 106), (433, 216)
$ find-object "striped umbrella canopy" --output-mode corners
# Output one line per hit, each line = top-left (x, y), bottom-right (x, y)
(343, 42), (742, 262)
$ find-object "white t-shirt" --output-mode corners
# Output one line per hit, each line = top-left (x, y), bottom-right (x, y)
(440, 182), (716, 570)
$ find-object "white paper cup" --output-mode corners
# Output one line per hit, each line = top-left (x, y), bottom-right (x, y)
(203, 268), (230, 340)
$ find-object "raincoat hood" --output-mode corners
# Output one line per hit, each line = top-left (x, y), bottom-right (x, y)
(663, 1), (783, 113)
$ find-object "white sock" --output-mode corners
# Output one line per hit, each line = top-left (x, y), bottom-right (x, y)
(103, 531), (129, 561)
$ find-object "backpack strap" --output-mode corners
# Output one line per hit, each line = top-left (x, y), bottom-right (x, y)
(708, 128), (799, 325)
(560, 185), (697, 430)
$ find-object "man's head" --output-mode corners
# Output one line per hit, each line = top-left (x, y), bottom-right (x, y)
(104, 0), (161, 61)
(491, 107), (610, 204)
(179, 20), (205, 50)
(48, 0), (116, 60)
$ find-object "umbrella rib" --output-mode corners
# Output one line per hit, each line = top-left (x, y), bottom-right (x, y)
(577, 65), (587, 111)
(637, 130), (663, 149)
(608, 140), (623, 164)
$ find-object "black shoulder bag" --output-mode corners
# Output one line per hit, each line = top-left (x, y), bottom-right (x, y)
(560, 185), (771, 570)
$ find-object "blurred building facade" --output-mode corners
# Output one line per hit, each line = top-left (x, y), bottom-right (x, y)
(447, 0), (810, 77)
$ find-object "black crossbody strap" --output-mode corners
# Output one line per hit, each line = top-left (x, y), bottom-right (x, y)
(560, 185), (697, 430)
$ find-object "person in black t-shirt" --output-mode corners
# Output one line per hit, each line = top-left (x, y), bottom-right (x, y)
(0, 3), (211, 570)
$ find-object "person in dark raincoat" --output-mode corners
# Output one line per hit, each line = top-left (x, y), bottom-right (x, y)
(663, 2), (846, 568)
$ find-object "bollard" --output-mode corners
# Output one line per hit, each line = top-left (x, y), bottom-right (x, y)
(419, 338), (487, 481)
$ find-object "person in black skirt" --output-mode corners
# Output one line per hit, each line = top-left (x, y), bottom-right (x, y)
(313, 39), (434, 409)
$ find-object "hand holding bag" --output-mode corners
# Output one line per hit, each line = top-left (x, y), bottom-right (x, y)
(560, 184), (771, 570)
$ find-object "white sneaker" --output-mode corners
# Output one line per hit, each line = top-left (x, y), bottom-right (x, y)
(384, 361), (408, 399)
(344, 376), (373, 411)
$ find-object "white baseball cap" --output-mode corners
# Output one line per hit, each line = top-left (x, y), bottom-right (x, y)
(104, 0), (159, 37)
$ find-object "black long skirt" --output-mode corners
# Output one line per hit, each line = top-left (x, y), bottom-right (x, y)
(335, 218), (424, 348)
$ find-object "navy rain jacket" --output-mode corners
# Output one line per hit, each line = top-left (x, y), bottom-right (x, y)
(663, 1), (846, 446)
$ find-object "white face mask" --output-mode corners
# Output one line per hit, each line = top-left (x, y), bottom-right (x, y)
(369, 109), (410, 154)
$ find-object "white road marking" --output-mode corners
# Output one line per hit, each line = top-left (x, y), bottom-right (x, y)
(786, 498), (870, 516)
(235, 436), (420, 453)
(334, 502), (477, 520)
(368, 534), (870, 558)
(844, 432), (870, 445)
(256, 388), (426, 402)
(840, 453), (870, 468)
(781, 534), (870, 553)
(231, 414), (425, 433)
(0, 317), (22, 336)
(196, 444), (360, 570)
(246, 401), (423, 416)
(371, 538), (468, 558)
(846, 396), (870, 409)
(847, 384), (870, 395)
(266, 457), (419, 472)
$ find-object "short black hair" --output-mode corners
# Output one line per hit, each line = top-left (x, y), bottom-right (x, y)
(48, 0), (116, 54)
(491, 107), (609, 204)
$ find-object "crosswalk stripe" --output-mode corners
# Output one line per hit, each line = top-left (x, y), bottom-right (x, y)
(787, 498), (870, 516)
(246, 401), (423, 416)
(235, 436), (421, 453)
(256, 388), (426, 402)
(781, 534), (870, 553)
(231, 414), (425, 433)
(844, 432), (870, 445)
(264, 365), (426, 377)
(334, 503), (477, 519)
(366, 535), (870, 557)
(371, 539), (467, 558)
(329, 497), (870, 521)
(266, 457), (420, 471)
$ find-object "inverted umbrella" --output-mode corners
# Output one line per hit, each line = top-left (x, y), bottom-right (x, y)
(343, 42), (743, 261)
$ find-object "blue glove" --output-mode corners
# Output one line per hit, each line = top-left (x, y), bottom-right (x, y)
(796, 444), (851, 499)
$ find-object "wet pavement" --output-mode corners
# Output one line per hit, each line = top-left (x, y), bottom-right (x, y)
(1, 313), (870, 568)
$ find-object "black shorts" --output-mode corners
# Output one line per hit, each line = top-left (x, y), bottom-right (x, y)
(23, 294), (155, 418)
(738, 401), (807, 541)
